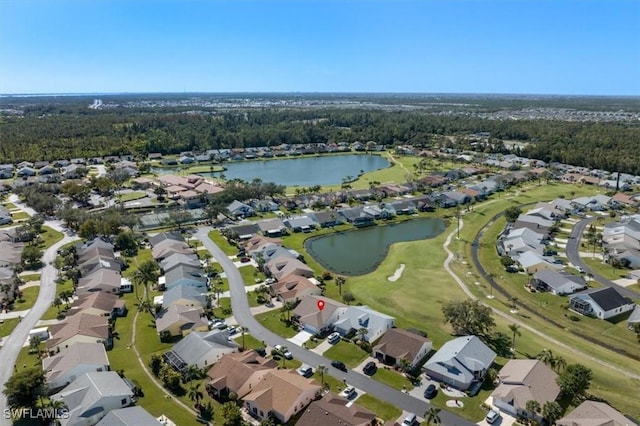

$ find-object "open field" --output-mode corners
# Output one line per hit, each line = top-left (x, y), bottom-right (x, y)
(12, 286), (39, 311)
(322, 340), (369, 368)
(0, 318), (20, 338)
(208, 230), (237, 256)
(355, 394), (402, 421)
(39, 226), (64, 250)
(254, 310), (299, 338)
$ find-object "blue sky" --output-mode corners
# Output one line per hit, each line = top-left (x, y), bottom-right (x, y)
(1, 0), (639, 95)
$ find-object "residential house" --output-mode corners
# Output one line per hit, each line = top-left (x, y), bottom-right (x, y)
(311, 210), (343, 228)
(569, 287), (635, 320)
(38, 165), (57, 175)
(373, 328), (432, 369)
(155, 305), (208, 337)
(206, 350), (278, 400)
(256, 217), (287, 237)
(78, 255), (122, 277)
(269, 274), (321, 303)
(77, 238), (115, 257)
(96, 406), (162, 426)
(151, 239), (193, 261)
(293, 295), (347, 335)
(17, 167), (37, 177)
(43, 342), (110, 393)
(283, 215), (317, 233)
(514, 251), (562, 274)
(0, 206), (12, 225)
(76, 269), (123, 295)
(296, 393), (376, 426)
(164, 329), (238, 372)
(332, 305), (395, 342)
(266, 255), (314, 280)
(245, 235), (283, 255)
(47, 313), (112, 353)
(491, 359), (560, 420)
(572, 195), (612, 212)
(227, 200), (255, 218)
(149, 231), (184, 247)
(0, 164), (13, 179)
(51, 371), (135, 426)
(243, 369), (321, 424)
(159, 252), (200, 274)
(226, 222), (260, 240)
(602, 216), (640, 251)
(164, 264), (208, 290)
(424, 335), (496, 392)
(532, 269), (587, 295)
(62, 164), (87, 179)
(557, 400), (638, 426)
(67, 292), (126, 318)
(162, 285), (207, 309)
(339, 207), (375, 227)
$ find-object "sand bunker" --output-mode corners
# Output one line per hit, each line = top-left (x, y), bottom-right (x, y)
(387, 264), (406, 282)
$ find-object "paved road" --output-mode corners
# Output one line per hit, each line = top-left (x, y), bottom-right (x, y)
(0, 227), (78, 426)
(565, 216), (640, 299)
(195, 228), (475, 426)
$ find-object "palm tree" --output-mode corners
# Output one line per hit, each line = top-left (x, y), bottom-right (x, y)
(537, 348), (555, 367)
(357, 327), (368, 343)
(509, 323), (521, 354)
(424, 407), (442, 425)
(542, 401), (562, 425)
(183, 365), (203, 384)
(281, 301), (295, 322)
(525, 400), (541, 425)
(132, 259), (160, 309)
(398, 358), (411, 374)
(335, 276), (346, 296)
(239, 326), (249, 351)
(275, 346), (289, 368)
(317, 365), (328, 389)
(187, 383), (204, 410)
(53, 297), (62, 314)
(553, 355), (567, 373)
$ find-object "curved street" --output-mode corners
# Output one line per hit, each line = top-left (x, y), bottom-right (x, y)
(0, 226), (78, 426)
(565, 216), (640, 299)
(195, 227), (475, 426)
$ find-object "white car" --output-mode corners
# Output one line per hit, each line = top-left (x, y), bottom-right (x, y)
(297, 364), (313, 377)
(327, 332), (341, 344)
(486, 409), (501, 424)
(339, 385), (356, 399)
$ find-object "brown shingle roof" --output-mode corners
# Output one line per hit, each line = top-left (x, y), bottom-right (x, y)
(206, 351), (277, 397)
(243, 370), (320, 419)
(67, 292), (124, 317)
(557, 400), (638, 426)
(296, 393), (376, 426)
(373, 328), (431, 362)
(47, 313), (110, 349)
(491, 359), (560, 411)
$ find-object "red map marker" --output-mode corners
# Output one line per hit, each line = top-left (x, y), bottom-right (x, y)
(317, 300), (325, 311)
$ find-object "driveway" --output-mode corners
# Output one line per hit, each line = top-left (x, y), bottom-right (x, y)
(195, 227), (475, 426)
(565, 217), (639, 299)
(287, 330), (312, 346)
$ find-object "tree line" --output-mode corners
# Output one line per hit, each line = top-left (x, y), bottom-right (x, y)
(1, 107), (639, 174)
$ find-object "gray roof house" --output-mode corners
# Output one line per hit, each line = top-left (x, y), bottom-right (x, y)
(256, 217), (287, 236)
(557, 400), (639, 426)
(159, 252), (200, 274)
(424, 335), (497, 392)
(227, 200), (255, 218)
(226, 222), (260, 239)
(332, 306), (395, 342)
(43, 342), (110, 393)
(162, 284), (207, 309)
(532, 269), (587, 295)
(96, 406), (162, 426)
(569, 287), (635, 320)
(311, 210), (343, 228)
(164, 264), (208, 290)
(163, 329), (238, 371)
(51, 371), (135, 426)
(149, 232), (183, 248)
(283, 215), (317, 232)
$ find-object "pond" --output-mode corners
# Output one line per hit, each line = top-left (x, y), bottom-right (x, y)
(200, 154), (390, 186)
(305, 218), (446, 276)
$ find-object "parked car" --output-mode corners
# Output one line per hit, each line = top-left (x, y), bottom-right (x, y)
(240, 257), (251, 263)
(486, 409), (501, 424)
(423, 384), (437, 399)
(297, 364), (313, 377)
(327, 332), (341, 344)
(274, 344), (293, 359)
(339, 385), (356, 399)
(363, 361), (377, 376)
(402, 413), (417, 426)
(227, 326), (237, 335)
(331, 360), (347, 371)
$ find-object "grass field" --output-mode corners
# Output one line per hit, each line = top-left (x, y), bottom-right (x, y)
(19, 274), (41, 283)
(238, 264), (264, 285)
(355, 394), (402, 421)
(372, 367), (414, 391)
(39, 226), (64, 250)
(11, 211), (29, 220)
(0, 318), (20, 337)
(118, 191), (147, 202)
(254, 310), (299, 338)
(322, 341), (369, 368)
(12, 286), (39, 311)
(208, 230), (237, 256)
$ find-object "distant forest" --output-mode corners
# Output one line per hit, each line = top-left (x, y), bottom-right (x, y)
(1, 95), (639, 174)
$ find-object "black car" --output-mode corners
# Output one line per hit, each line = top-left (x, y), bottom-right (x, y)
(331, 360), (347, 372)
(363, 361), (377, 375)
(423, 384), (437, 399)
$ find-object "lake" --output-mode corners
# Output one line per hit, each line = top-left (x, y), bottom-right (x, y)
(305, 218), (446, 276)
(200, 154), (390, 186)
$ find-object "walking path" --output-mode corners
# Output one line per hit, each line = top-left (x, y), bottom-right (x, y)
(442, 219), (640, 380)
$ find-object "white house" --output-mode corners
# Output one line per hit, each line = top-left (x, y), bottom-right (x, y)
(332, 305), (395, 342)
(569, 287), (636, 320)
(51, 371), (134, 426)
(43, 342), (110, 393)
(164, 329), (238, 371)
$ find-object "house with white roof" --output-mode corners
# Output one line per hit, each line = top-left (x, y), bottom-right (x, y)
(424, 335), (496, 392)
(515, 250), (562, 274)
(332, 305), (395, 342)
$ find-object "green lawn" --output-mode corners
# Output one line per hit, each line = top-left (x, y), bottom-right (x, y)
(212, 297), (233, 319)
(238, 264), (264, 286)
(2, 202), (17, 209)
(0, 318), (20, 337)
(207, 230), (238, 256)
(322, 341), (369, 368)
(11, 211), (29, 220)
(254, 311), (299, 338)
(39, 226), (64, 250)
(118, 191), (148, 202)
(236, 333), (265, 351)
(41, 279), (75, 320)
(13, 286), (39, 311)
(355, 394), (402, 421)
(372, 367), (413, 391)
(20, 274), (41, 283)
(583, 257), (630, 281)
